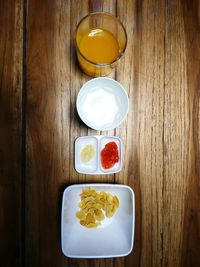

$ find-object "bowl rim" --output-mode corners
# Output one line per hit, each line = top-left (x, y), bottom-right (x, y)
(61, 183), (135, 258)
(76, 77), (129, 131)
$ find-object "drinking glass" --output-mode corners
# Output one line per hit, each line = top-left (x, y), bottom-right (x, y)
(75, 12), (127, 77)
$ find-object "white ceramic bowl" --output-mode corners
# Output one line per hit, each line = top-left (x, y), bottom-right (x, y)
(76, 78), (129, 131)
(61, 184), (135, 258)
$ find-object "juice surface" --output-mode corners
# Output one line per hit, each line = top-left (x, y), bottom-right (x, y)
(78, 28), (119, 64)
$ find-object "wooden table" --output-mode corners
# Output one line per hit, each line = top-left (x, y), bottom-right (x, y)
(1, 0), (200, 266)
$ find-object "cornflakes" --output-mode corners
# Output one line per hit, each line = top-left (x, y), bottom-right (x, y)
(75, 188), (120, 228)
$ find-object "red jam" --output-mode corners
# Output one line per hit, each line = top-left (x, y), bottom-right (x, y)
(101, 141), (119, 169)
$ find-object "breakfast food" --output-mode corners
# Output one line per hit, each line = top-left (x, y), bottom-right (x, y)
(81, 144), (95, 163)
(78, 28), (119, 64)
(79, 87), (120, 129)
(75, 188), (120, 228)
(101, 141), (119, 169)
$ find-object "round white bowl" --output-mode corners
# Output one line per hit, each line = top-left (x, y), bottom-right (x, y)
(76, 78), (129, 131)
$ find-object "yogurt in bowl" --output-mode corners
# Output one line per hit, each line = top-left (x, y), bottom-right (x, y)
(76, 78), (129, 131)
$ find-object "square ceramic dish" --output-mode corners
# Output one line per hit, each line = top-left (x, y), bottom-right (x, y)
(61, 184), (135, 258)
(74, 135), (122, 174)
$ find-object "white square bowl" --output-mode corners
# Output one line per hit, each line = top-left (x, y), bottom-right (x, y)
(61, 184), (135, 258)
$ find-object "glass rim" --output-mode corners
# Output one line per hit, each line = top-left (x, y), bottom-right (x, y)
(75, 12), (127, 67)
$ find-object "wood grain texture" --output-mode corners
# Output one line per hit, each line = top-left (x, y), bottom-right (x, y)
(0, 0), (23, 266)
(181, 1), (200, 266)
(26, 0), (71, 266)
(115, 0), (165, 265)
(0, 0), (200, 266)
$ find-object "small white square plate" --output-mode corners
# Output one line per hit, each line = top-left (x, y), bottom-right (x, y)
(61, 184), (135, 258)
(74, 135), (122, 174)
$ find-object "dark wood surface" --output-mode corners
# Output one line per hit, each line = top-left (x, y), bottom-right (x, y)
(0, 0), (23, 266)
(0, 0), (200, 266)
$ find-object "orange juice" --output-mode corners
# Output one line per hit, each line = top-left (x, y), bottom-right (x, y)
(76, 28), (120, 76)
(78, 28), (120, 64)
(75, 13), (127, 76)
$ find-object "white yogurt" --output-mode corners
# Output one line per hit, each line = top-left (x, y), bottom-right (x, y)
(80, 86), (120, 128)
(76, 77), (129, 131)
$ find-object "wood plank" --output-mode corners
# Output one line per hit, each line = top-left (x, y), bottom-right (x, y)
(0, 0), (23, 266)
(68, 0), (117, 187)
(116, 1), (165, 266)
(68, 2), (117, 266)
(163, 1), (192, 266)
(26, 0), (72, 265)
(26, 0), (119, 266)
(181, 1), (200, 266)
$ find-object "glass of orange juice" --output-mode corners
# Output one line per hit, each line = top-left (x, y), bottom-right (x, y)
(75, 12), (127, 77)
